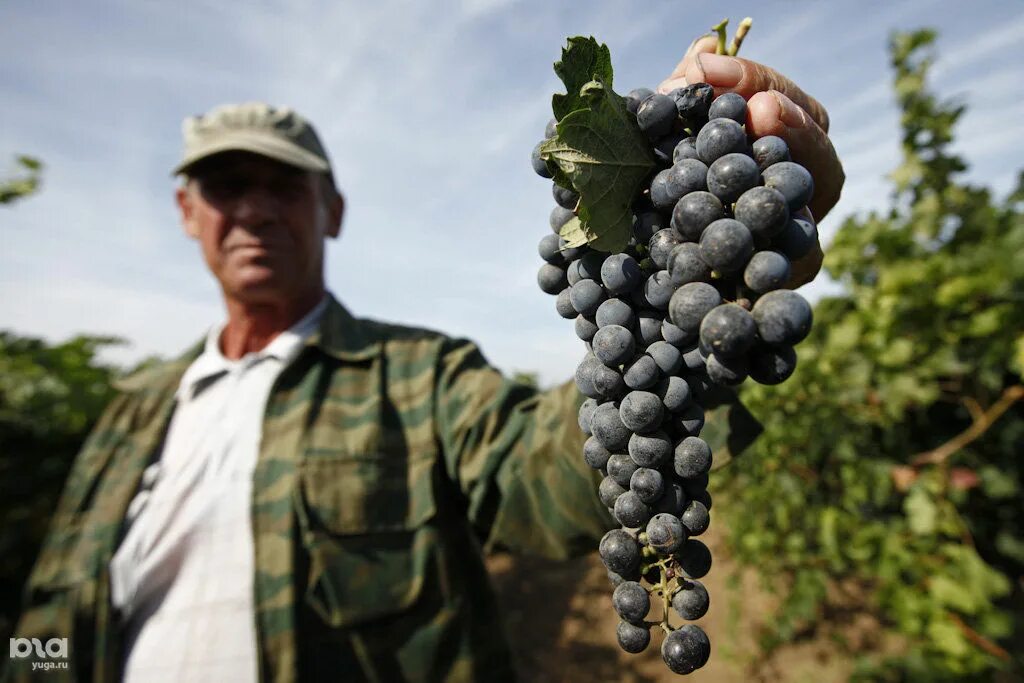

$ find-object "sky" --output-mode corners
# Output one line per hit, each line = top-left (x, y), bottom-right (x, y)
(2, 0), (1022, 386)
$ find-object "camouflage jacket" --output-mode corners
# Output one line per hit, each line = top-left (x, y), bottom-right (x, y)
(5, 294), (759, 682)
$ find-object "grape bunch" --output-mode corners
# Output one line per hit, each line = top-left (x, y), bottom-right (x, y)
(532, 80), (815, 675)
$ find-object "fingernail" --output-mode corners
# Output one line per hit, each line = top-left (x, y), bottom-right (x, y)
(772, 90), (806, 128)
(695, 53), (742, 87)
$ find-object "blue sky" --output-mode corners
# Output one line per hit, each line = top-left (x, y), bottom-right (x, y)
(2, 0), (1022, 385)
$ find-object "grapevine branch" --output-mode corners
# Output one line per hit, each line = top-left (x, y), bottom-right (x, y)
(947, 613), (1011, 661)
(910, 385), (1024, 466)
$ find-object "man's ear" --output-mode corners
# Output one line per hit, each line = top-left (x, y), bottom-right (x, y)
(176, 183), (200, 239)
(327, 189), (344, 240)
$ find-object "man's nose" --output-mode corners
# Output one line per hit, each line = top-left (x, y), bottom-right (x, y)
(232, 186), (276, 225)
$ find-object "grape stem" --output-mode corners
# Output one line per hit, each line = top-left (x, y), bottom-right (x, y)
(711, 17), (753, 57)
(659, 564), (673, 634)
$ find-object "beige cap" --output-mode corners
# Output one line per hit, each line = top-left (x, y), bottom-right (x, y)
(173, 102), (333, 177)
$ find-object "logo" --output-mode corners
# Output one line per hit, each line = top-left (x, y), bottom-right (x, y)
(9, 638), (69, 672)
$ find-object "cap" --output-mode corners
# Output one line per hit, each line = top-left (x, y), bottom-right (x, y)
(173, 102), (333, 178)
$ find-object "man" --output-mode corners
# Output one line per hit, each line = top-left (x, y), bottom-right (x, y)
(5, 36), (843, 682)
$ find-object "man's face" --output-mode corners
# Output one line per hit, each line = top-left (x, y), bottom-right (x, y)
(176, 151), (343, 306)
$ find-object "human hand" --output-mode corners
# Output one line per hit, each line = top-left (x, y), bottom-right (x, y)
(658, 36), (843, 287)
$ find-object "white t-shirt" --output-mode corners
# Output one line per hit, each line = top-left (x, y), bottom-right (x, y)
(108, 294), (328, 683)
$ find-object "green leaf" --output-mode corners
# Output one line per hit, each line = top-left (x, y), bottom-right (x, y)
(558, 216), (588, 249)
(540, 79), (655, 252)
(551, 36), (613, 121)
(905, 487), (937, 535)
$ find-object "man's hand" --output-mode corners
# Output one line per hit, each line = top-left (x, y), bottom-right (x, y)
(658, 36), (844, 288)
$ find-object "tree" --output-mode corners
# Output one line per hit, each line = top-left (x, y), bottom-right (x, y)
(719, 28), (1023, 680)
(0, 156), (43, 205)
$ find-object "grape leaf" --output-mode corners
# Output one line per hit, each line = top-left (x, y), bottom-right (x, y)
(541, 78), (656, 252)
(552, 37), (613, 121)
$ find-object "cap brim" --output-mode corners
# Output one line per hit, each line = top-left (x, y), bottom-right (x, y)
(172, 130), (330, 176)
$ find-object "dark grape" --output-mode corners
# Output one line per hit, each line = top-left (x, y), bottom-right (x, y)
(550, 205), (573, 233)
(574, 352), (602, 398)
(636, 93), (678, 139)
(649, 229), (684, 270)
(599, 528), (641, 575)
(706, 353), (749, 385)
(583, 435), (612, 470)
(593, 324), (636, 367)
(681, 344), (708, 374)
(673, 404), (705, 438)
(667, 242), (711, 288)
(601, 253), (644, 295)
(575, 314), (599, 342)
(670, 190), (724, 242)
(557, 237), (583, 262)
(620, 391), (664, 433)
(614, 490), (652, 528)
(677, 539), (712, 579)
(612, 581), (650, 624)
(630, 467), (664, 504)
(699, 218), (754, 274)
(695, 118), (747, 165)
(538, 233), (563, 264)
(628, 431), (672, 468)
(617, 621), (651, 654)
(591, 401), (632, 451)
(544, 118), (557, 139)
(599, 476), (627, 507)
(751, 290), (812, 345)
(623, 354), (660, 390)
(681, 472), (709, 499)
(743, 250), (791, 293)
(669, 83), (714, 120)
(668, 282), (722, 336)
(680, 499), (710, 536)
(555, 288), (577, 318)
(661, 318), (694, 347)
(552, 182), (579, 210)
(646, 513), (687, 555)
(707, 152), (760, 204)
(653, 130), (689, 164)
(661, 624), (711, 674)
(537, 263), (567, 295)
(578, 398), (597, 435)
(752, 135), (790, 170)
(733, 186), (789, 238)
(643, 270), (674, 310)
(625, 87), (655, 115)
(708, 92), (747, 123)
(775, 217), (818, 260)
(672, 136), (699, 163)
(762, 161), (814, 211)
(574, 251), (606, 280)
(699, 303), (757, 358)
(647, 340), (683, 376)
(593, 363), (627, 399)
(749, 345), (798, 385)
(671, 580), (710, 621)
(570, 279), (606, 316)
(653, 482), (687, 516)
(674, 437), (712, 478)
(608, 452), (640, 488)
(596, 298), (636, 329)
(655, 376), (691, 413)
(635, 310), (664, 346)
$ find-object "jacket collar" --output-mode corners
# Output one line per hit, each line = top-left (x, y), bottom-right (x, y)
(113, 292), (379, 393)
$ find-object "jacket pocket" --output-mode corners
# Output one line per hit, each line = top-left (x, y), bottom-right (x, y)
(296, 452), (438, 629)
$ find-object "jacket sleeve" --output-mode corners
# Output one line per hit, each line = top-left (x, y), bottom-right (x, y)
(432, 337), (761, 561)
(2, 392), (134, 683)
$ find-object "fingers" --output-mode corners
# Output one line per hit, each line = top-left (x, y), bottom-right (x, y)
(657, 35), (718, 94)
(683, 53), (830, 133)
(747, 91), (844, 221)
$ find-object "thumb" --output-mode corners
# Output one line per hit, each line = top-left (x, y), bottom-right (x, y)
(657, 34), (718, 94)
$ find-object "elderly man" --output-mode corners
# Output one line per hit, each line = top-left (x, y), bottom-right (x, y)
(6, 36), (842, 683)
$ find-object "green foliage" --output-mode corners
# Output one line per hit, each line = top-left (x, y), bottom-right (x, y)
(540, 37), (656, 252)
(719, 29), (1024, 680)
(0, 332), (148, 644)
(0, 156), (44, 205)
